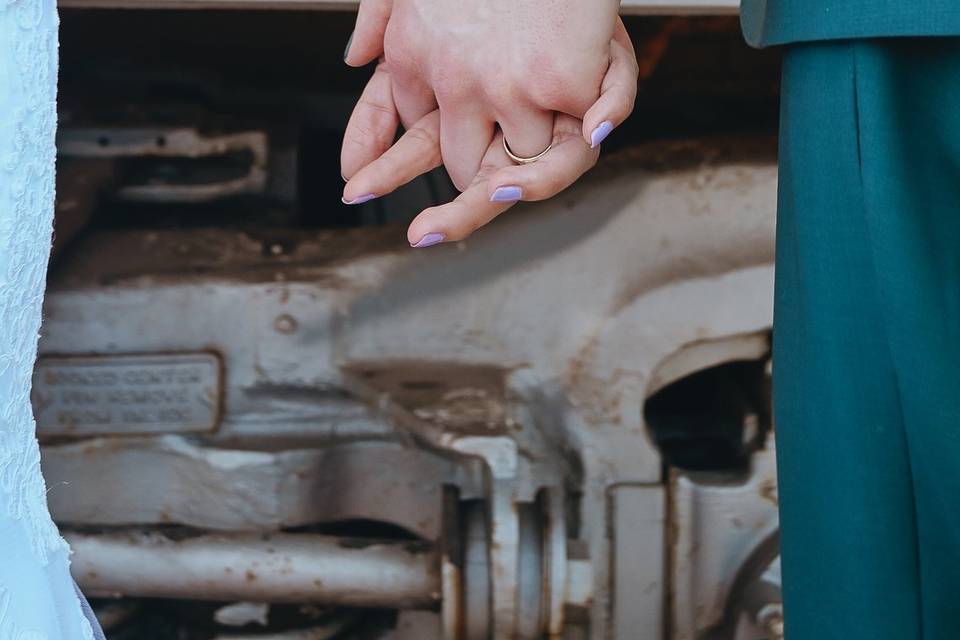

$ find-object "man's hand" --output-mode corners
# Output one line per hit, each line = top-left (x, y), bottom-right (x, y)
(341, 0), (635, 191)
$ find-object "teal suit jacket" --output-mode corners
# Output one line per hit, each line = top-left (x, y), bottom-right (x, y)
(741, 0), (960, 47)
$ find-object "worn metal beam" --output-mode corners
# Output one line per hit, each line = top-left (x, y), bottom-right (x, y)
(59, 0), (738, 13)
(67, 531), (442, 609)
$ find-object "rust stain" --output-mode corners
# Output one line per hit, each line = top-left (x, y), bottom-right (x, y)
(759, 478), (778, 506)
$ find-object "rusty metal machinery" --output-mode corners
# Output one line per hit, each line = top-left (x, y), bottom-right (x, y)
(40, 138), (779, 639)
(44, 11), (784, 640)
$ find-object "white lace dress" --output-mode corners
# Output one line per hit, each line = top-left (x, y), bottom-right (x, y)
(1, 0), (105, 637)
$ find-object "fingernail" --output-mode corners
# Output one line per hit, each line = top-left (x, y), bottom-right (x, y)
(411, 232), (445, 248)
(490, 185), (523, 203)
(590, 121), (614, 148)
(342, 193), (376, 205)
(344, 31), (354, 62)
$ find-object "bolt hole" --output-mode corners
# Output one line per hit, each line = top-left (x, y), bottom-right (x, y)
(156, 135), (167, 148)
(97, 136), (110, 147)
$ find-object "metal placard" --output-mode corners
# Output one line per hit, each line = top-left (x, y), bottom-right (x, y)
(33, 353), (222, 436)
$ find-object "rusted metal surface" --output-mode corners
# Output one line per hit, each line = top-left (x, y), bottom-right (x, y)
(669, 441), (780, 639)
(57, 127), (268, 203)
(44, 438), (457, 539)
(68, 531), (443, 609)
(39, 139), (778, 640)
(732, 556), (782, 640)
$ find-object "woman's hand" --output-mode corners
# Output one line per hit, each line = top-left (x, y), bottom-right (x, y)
(342, 109), (599, 247)
(341, 0), (637, 191)
(341, 11), (638, 247)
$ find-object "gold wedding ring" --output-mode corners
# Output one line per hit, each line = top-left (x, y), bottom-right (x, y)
(502, 136), (552, 165)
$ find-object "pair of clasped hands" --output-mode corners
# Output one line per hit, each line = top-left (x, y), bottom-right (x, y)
(340, 0), (640, 248)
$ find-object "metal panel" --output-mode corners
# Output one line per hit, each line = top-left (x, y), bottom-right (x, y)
(43, 437), (456, 537)
(33, 353), (221, 436)
(670, 444), (780, 640)
(611, 485), (665, 640)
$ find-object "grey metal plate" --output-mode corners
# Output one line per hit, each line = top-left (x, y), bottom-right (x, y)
(33, 353), (222, 436)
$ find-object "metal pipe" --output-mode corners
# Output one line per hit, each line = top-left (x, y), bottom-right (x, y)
(66, 531), (441, 610)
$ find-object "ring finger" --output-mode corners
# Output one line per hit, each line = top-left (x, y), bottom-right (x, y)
(497, 106), (555, 160)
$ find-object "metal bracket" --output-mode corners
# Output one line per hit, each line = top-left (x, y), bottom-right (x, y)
(57, 127), (268, 203)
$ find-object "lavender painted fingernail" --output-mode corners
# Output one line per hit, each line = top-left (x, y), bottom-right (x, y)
(411, 232), (445, 248)
(490, 185), (523, 203)
(590, 121), (614, 148)
(342, 193), (376, 205)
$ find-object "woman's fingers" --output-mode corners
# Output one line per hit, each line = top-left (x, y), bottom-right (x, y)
(407, 118), (598, 247)
(342, 110), (443, 204)
(340, 62), (400, 181)
(407, 165), (514, 247)
(344, 0), (393, 67)
(487, 115), (599, 203)
(581, 18), (639, 148)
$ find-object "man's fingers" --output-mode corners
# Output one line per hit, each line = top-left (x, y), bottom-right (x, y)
(581, 18), (639, 148)
(488, 116), (599, 203)
(344, 0), (393, 67)
(341, 63), (400, 181)
(497, 106), (555, 160)
(343, 110), (443, 203)
(393, 78), (438, 130)
(439, 112), (496, 191)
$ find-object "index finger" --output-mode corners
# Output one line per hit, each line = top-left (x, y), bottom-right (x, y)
(407, 138), (514, 246)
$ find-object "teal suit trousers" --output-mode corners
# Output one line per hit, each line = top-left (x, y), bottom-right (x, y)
(775, 39), (960, 639)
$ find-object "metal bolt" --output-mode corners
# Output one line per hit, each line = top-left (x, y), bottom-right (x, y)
(757, 603), (784, 640)
(273, 314), (298, 335)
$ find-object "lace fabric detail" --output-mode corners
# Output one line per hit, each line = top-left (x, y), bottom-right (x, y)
(0, 0), (63, 566)
(0, 0), (102, 637)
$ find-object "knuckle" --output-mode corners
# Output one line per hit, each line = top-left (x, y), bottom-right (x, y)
(348, 121), (390, 150)
(345, 127), (374, 149)
(406, 123), (439, 149)
(383, 18), (411, 55)
(357, 97), (396, 121)
(523, 56), (601, 109)
(483, 80), (522, 110)
(432, 49), (473, 105)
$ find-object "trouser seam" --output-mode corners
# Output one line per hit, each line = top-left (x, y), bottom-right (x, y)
(851, 40), (924, 640)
